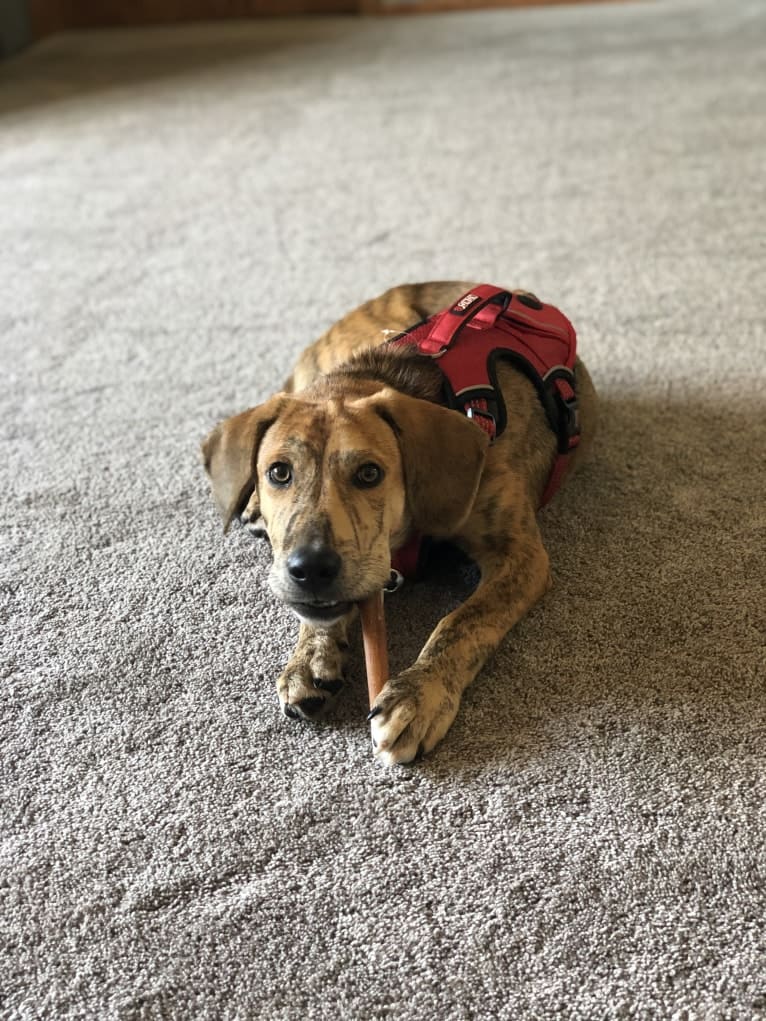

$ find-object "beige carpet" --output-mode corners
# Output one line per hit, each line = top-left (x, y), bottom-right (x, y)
(1, 1), (765, 1017)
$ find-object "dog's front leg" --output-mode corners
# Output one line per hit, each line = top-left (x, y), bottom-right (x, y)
(370, 529), (551, 765)
(278, 612), (356, 721)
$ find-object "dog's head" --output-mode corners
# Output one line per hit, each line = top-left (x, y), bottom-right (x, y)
(202, 387), (488, 625)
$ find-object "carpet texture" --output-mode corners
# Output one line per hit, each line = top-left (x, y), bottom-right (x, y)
(1, 1), (765, 1017)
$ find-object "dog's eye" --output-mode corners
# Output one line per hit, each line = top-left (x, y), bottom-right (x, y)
(354, 462), (383, 488)
(267, 462), (292, 487)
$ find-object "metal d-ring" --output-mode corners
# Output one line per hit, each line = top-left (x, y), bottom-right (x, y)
(383, 569), (404, 594)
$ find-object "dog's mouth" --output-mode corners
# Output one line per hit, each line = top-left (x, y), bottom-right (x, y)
(288, 600), (353, 624)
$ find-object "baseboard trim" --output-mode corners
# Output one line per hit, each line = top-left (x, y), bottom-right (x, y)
(28, 0), (357, 38)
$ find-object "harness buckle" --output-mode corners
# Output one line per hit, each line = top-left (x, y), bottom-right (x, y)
(543, 365), (580, 453)
(465, 403), (497, 441)
(557, 393), (580, 451)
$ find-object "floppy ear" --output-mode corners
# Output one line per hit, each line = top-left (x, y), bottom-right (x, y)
(371, 389), (489, 537)
(201, 394), (286, 531)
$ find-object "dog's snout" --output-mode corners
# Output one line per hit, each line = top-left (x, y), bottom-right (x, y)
(287, 545), (341, 590)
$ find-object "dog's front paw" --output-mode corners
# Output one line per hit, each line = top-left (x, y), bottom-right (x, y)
(277, 660), (344, 721)
(369, 668), (458, 766)
(277, 638), (347, 722)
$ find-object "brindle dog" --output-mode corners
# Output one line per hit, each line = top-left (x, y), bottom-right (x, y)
(203, 282), (597, 765)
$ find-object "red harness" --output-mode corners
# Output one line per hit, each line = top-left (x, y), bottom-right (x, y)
(389, 284), (580, 579)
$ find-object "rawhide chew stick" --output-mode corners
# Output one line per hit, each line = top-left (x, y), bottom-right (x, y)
(358, 588), (389, 708)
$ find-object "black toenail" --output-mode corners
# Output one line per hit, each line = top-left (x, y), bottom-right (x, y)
(366, 706), (382, 722)
(283, 704), (301, 720)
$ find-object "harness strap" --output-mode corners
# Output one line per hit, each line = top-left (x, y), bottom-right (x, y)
(390, 284), (581, 578)
(417, 284), (512, 355)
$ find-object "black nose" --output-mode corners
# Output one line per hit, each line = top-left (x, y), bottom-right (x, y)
(286, 545), (341, 591)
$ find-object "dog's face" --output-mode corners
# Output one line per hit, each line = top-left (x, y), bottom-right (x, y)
(255, 396), (407, 624)
(203, 386), (489, 625)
